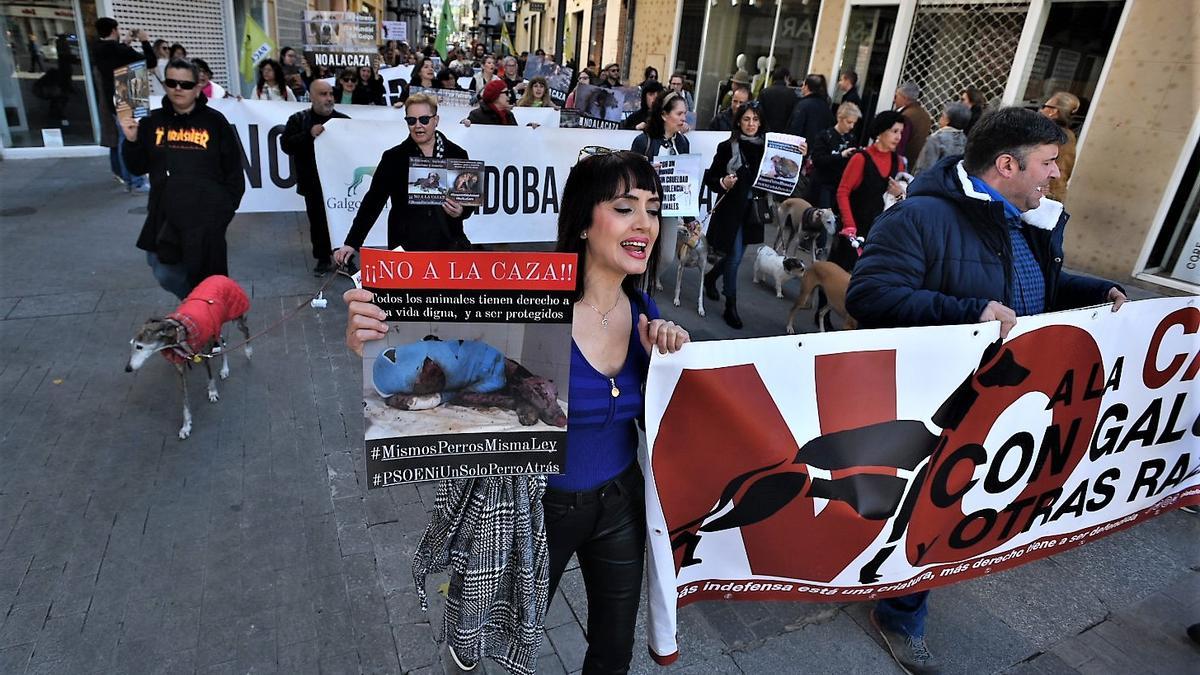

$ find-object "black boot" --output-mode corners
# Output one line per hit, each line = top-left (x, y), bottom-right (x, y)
(723, 297), (743, 329)
(703, 267), (721, 301)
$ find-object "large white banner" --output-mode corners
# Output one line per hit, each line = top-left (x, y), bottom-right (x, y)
(314, 118), (726, 244)
(641, 297), (1200, 661)
(209, 99), (721, 243)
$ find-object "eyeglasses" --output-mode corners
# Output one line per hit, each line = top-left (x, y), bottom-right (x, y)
(340, 76), (356, 82)
(163, 79), (197, 90)
(405, 115), (434, 125)
(577, 145), (615, 162)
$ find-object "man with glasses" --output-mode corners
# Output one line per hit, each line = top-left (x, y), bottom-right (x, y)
(599, 63), (622, 88)
(121, 59), (245, 298)
(333, 92), (474, 264)
(667, 73), (694, 112)
(282, 79), (350, 276)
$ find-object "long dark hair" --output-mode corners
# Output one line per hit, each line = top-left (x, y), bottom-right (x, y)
(410, 57), (437, 88)
(729, 101), (766, 142)
(256, 59), (288, 98)
(555, 151), (663, 306)
(644, 91), (687, 139)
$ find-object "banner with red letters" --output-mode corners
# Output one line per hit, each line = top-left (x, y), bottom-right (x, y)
(641, 297), (1200, 661)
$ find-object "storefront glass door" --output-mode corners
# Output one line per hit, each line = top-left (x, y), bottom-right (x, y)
(835, 3), (898, 137)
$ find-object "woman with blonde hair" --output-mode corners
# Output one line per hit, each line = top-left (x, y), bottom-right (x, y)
(516, 76), (555, 108)
(1040, 91), (1080, 202)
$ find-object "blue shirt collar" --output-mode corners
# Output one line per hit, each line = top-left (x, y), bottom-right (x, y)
(968, 175), (1024, 223)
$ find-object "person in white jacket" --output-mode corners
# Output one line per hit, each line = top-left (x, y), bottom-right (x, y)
(250, 59), (297, 102)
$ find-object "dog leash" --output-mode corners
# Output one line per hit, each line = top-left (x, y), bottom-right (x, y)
(188, 267), (345, 362)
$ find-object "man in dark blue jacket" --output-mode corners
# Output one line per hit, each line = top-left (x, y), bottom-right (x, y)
(846, 107), (1126, 674)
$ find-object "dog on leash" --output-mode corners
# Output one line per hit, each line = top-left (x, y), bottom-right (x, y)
(126, 275), (252, 440)
(671, 220), (709, 317)
(773, 197), (838, 260)
(752, 245), (806, 298)
(785, 261), (858, 333)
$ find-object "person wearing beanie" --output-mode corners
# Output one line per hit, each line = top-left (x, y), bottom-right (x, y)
(832, 109), (907, 271)
(467, 78), (517, 125)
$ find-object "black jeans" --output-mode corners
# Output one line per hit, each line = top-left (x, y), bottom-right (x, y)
(544, 465), (645, 675)
(302, 190), (332, 261)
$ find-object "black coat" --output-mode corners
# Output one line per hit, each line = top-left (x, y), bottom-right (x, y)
(630, 131), (690, 159)
(92, 39), (157, 115)
(467, 104), (517, 125)
(703, 138), (766, 255)
(280, 107), (351, 196)
(758, 83), (797, 134)
(786, 93), (835, 143)
(125, 96), (245, 288)
(332, 84), (383, 106)
(343, 132), (474, 252)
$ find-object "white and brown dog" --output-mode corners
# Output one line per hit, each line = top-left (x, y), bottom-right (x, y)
(126, 275), (252, 440)
(670, 220), (709, 317)
(785, 261), (858, 334)
(773, 197), (838, 260)
(752, 245), (806, 298)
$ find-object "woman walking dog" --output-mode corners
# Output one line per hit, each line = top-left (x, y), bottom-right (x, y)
(344, 150), (690, 674)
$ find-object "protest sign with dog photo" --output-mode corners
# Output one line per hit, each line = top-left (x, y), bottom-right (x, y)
(113, 62), (150, 121)
(656, 154), (703, 218)
(753, 132), (806, 196)
(360, 249), (576, 486)
(406, 157), (485, 207)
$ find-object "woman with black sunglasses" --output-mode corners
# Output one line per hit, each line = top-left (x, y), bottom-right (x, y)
(342, 149), (689, 673)
(703, 101), (768, 328)
(332, 67), (382, 105)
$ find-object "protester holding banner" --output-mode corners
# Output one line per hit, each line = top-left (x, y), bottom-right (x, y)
(703, 102), (768, 329)
(334, 93), (473, 260)
(410, 57), (439, 90)
(466, 80), (518, 126)
(192, 59), (226, 100)
(341, 149), (689, 674)
(563, 68), (592, 109)
(632, 91), (693, 275)
(501, 56), (524, 103)
(809, 102), (863, 209)
(251, 60), (297, 102)
(516, 76), (555, 108)
(845, 107), (1127, 674)
(281, 79), (349, 276)
(358, 65), (387, 103)
(121, 59), (245, 297)
(833, 110), (907, 271)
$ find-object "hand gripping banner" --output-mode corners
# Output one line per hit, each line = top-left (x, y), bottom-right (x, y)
(641, 297), (1200, 662)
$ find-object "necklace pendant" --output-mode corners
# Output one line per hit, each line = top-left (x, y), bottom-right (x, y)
(609, 378), (620, 398)
(601, 316), (609, 328)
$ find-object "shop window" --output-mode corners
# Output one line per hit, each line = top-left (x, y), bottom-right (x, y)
(835, 4), (899, 136)
(1018, 0), (1124, 131)
(1143, 140), (1200, 289)
(0, 0), (99, 148)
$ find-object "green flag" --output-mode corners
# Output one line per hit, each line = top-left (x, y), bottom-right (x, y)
(500, 21), (514, 57)
(435, 0), (453, 57)
(241, 13), (274, 83)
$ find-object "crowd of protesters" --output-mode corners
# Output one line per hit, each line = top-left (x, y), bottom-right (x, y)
(96, 15), (1148, 674)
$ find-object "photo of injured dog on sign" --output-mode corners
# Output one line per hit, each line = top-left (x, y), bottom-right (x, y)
(358, 249), (577, 486)
(363, 322), (570, 439)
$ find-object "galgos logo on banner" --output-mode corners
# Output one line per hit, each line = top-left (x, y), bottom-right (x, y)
(641, 298), (1199, 661)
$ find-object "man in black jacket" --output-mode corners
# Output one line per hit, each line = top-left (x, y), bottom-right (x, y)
(92, 17), (156, 191)
(332, 92), (473, 263)
(757, 67), (795, 133)
(785, 73), (835, 143)
(121, 59), (245, 298)
(281, 79), (350, 276)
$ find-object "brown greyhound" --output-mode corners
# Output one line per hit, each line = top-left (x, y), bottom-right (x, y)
(785, 260), (858, 333)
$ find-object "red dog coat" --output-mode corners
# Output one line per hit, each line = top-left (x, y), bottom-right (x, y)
(163, 275), (251, 364)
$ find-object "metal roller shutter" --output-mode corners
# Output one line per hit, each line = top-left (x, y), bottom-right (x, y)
(109, 0), (232, 86)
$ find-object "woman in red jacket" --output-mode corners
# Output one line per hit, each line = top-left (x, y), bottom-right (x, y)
(833, 110), (907, 271)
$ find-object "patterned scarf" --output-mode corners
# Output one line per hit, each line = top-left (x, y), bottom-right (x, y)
(412, 475), (549, 675)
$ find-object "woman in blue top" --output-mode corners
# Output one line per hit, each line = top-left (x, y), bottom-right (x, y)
(344, 150), (690, 674)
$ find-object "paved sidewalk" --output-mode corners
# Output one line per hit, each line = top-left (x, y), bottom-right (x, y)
(0, 157), (1196, 674)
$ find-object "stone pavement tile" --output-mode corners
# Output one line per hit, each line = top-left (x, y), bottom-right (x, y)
(0, 643), (34, 674)
(535, 652), (568, 675)
(0, 296), (18, 319)
(276, 601), (318, 647)
(1067, 626), (1146, 673)
(0, 602), (50, 648)
(732, 610), (896, 673)
(661, 655), (744, 675)
(310, 574), (351, 617)
(315, 610), (355, 657)
(1007, 652), (1078, 675)
(13, 565), (63, 608)
(236, 627), (278, 673)
(197, 616), (239, 667)
(348, 583), (390, 634)
(276, 639), (320, 675)
(543, 589), (574, 630)
(149, 649), (197, 675)
(317, 648), (360, 674)
(393, 621), (437, 672)
(28, 611), (86, 664)
(557, 566), (588, 628)
(198, 661), (238, 675)
(356, 622), (401, 672)
(7, 292), (102, 319)
(1093, 611), (1196, 674)
(546, 622), (588, 672)
(341, 552), (379, 591)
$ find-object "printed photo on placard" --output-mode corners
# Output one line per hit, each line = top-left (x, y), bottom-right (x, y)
(446, 159), (484, 207)
(113, 62), (150, 121)
(753, 132), (807, 196)
(655, 154), (703, 218)
(559, 108), (620, 130)
(408, 156), (447, 205)
(360, 250), (576, 486)
(573, 83), (639, 123)
(411, 86), (474, 110)
(303, 10), (377, 51)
